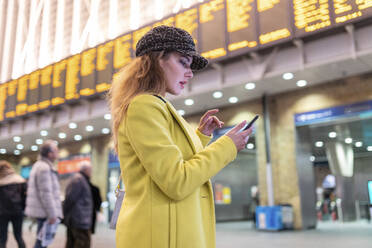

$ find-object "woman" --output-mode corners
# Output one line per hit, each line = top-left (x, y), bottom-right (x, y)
(108, 25), (252, 248)
(0, 160), (26, 248)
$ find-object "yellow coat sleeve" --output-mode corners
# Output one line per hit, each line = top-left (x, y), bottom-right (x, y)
(125, 95), (237, 201)
(196, 129), (212, 147)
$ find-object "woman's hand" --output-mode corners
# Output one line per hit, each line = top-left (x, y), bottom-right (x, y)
(197, 109), (224, 136)
(225, 121), (252, 152)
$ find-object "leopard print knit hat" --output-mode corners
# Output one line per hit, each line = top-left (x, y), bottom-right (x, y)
(135, 25), (208, 71)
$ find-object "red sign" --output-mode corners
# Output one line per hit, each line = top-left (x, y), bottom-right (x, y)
(57, 157), (90, 174)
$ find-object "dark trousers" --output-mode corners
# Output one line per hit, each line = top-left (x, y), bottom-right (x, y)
(34, 218), (47, 248)
(0, 214), (25, 248)
(66, 227), (91, 248)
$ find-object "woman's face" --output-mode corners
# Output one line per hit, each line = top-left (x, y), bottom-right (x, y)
(159, 52), (193, 96)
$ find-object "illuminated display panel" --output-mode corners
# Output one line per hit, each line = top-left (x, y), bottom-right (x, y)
(39, 65), (52, 110)
(175, 8), (199, 48)
(16, 75), (29, 116)
(333, 0), (372, 24)
(258, 0), (292, 46)
(28, 70), (40, 113)
(52, 60), (67, 106)
(226, 0), (257, 55)
(0, 84), (7, 121)
(65, 54), (81, 101)
(2, 0), (372, 123)
(199, 0), (227, 60)
(96, 41), (114, 93)
(132, 26), (151, 55)
(80, 48), (96, 97)
(114, 33), (133, 74)
(5, 80), (17, 119)
(293, 0), (332, 36)
(153, 16), (175, 28)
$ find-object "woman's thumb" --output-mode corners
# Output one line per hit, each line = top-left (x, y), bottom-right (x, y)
(231, 120), (247, 133)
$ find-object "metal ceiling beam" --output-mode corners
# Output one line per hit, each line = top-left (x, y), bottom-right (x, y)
(39, 0), (51, 68)
(1, 0), (15, 82)
(25, 0), (44, 74)
(211, 63), (225, 87)
(293, 39), (305, 70)
(108, 0), (118, 39)
(345, 24), (356, 60)
(54, 0), (65, 62)
(12, 0), (26, 79)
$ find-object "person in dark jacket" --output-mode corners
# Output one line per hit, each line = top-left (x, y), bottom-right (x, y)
(88, 182), (102, 234)
(0, 160), (26, 248)
(63, 161), (93, 248)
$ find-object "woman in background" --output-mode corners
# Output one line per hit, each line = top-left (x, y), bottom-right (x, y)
(108, 25), (252, 248)
(0, 160), (26, 248)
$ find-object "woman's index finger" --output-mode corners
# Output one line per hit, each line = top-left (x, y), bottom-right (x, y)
(201, 109), (219, 122)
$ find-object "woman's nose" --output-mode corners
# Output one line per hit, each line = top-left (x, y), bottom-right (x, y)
(186, 69), (193, 79)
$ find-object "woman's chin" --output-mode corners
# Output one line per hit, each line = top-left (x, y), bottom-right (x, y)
(167, 90), (182, 96)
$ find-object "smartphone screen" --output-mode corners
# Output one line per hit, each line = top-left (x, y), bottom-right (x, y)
(243, 115), (259, 131)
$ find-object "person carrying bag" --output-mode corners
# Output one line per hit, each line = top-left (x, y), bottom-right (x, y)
(107, 25), (252, 248)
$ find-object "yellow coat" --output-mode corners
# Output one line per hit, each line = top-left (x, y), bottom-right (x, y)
(116, 94), (237, 248)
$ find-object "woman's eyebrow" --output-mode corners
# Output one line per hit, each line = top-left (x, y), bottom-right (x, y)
(181, 55), (192, 63)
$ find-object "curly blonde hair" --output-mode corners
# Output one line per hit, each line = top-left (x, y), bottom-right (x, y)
(107, 51), (168, 152)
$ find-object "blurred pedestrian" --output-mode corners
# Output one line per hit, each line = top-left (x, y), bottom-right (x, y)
(25, 140), (62, 248)
(88, 181), (102, 234)
(108, 25), (252, 248)
(0, 160), (26, 248)
(63, 161), (93, 248)
(250, 185), (259, 227)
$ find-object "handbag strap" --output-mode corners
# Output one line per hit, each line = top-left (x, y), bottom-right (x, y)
(114, 173), (122, 196)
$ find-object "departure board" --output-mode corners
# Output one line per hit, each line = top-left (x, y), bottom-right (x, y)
(16, 75), (28, 116)
(39, 65), (52, 110)
(28, 70), (40, 113)
(293, 0), (332, 36)
(5, 80), (17, 119)
(96, 41), (114, 93)
(0, 84), (7, 121)
(333, 0), (372, 24)
(132, 27), (151, 55)
(114, 33), (133, 75)
(52, 60), (67, 106)
(1, 0), (372, 122)
(80, 48), (96, 97)
(258, 0), (292, 46)
(175, 8), (199, 47)
(153, 16), (175, 28)
(226, 0), (258, 55)
(200, 0), (227, 60)
(65, 54), (81, 101)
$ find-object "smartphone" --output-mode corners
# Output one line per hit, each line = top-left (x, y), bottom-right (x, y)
(243, 115), (259, 130)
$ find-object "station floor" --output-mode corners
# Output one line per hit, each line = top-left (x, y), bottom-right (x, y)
(6, 219), (371, 248)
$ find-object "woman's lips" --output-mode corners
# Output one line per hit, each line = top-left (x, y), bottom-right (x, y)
(179, 81), (187, 89)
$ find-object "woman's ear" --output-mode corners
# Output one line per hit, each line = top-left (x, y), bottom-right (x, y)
(158, 57), (166, 70)
(158, 58), (164, 67)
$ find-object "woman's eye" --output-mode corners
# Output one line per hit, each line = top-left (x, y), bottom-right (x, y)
(180, 60), (189, 68)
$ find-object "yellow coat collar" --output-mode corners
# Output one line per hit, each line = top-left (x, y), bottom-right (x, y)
(154, 95), (202, 153)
